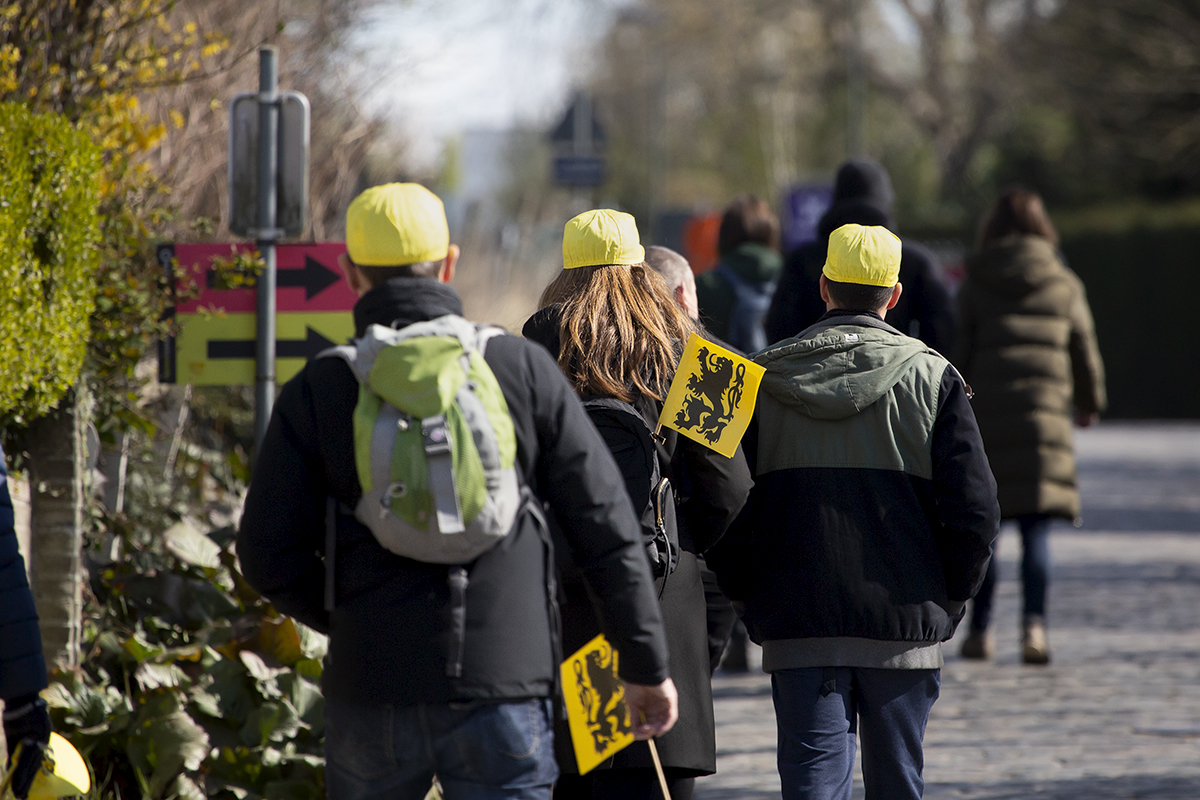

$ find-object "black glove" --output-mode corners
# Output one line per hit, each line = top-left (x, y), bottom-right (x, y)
(4, 695), (51, 800)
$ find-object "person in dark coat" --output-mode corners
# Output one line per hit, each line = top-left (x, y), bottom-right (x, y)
(525, 211), (752, 800)
(695, 194), (783, 353)
(238, 184), (678, 800)
(953, 188), (1106, 664)
(644, 246), (746, 675)
(0, 446), (53, 800)
(766, 159), (956, 351)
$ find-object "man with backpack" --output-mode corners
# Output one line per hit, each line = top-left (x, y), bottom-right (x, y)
(237, 183), (678, 800)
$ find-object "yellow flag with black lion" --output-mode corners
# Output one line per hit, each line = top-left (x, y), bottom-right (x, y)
(658, 333), (765, 458)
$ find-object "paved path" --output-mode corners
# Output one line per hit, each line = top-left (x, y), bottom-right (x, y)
(695, 422), (1200, 799)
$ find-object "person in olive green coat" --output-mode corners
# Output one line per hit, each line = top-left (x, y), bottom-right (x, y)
(952, 188), (1106, 664)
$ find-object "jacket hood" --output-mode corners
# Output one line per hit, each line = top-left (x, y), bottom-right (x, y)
(353, 277), (464, 336)
(522, 304), (561, 357)
(964, 235), (1065, 300)
(720, 242), (783, 283)
(756, 316), (931, 420)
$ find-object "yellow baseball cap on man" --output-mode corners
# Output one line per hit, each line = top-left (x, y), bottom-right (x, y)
(823, 223), (902, 287)
(562, 209), (646, 269)
(345, 183), (449, 266)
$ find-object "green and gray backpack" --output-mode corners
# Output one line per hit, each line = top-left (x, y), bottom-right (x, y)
(322, 315), (522, 564)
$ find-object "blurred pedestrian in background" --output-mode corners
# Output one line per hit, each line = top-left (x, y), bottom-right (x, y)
(953, 188), (1107, 664)
(695, 194), (783, 353)
(1, 445), (53, 800)
(525, 213), (751, 800)
(766, 159), (956, 352)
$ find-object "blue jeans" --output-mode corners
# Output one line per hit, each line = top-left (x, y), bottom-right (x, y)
(325, 698), (558, 800)
(970, 514), (1052, 630)
(772, 667), (940, 800)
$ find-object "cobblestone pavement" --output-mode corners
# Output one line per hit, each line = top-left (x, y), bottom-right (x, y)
(694, 422), (1200, 799)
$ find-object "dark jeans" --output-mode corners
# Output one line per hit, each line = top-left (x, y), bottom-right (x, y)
(325, 698), (558, 800)
(970, 514), (1052, 631)
(772, 667), (940, 800)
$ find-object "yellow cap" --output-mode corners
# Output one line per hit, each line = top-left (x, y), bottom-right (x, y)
(562, 209), (645, 269)
(345, 183), (449, 266)
(822, 223), (902, 287)
(27, 733), (91, 800)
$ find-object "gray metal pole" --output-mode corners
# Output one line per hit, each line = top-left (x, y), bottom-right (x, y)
(253, 46), (279, 453)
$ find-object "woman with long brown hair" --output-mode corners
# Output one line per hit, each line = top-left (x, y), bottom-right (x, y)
(954, 188), (1106, 665)
(524, 210), (751, 800)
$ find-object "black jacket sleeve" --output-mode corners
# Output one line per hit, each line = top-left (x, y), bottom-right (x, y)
(0, 447), (48, 701)
(497, 339), (670, 686)
(675, 437), (752, 554)
(701, 417), (759, 604)
(237, 370), (341, 633)
(930, 366), (1001, 603)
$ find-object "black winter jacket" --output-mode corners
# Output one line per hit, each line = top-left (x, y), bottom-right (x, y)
(765, 161), (956, 351)
(709, 311), (999, 671)
(237, 278), (670, 706)
(0, 446), (47, 702)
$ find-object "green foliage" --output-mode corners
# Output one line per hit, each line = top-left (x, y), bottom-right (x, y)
(0, 102), (100, 420)
(48, 485), (328, 800)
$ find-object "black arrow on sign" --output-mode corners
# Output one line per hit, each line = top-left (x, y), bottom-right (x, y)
(207, 327), (338, 360)
(207, 255), (341, 300)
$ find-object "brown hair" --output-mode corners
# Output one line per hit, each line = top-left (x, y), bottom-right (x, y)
(979, 188), (1059, 247)
(538, 264), (697, 402)
(354, 259), (441, 284)
(718, 194), (779, 255)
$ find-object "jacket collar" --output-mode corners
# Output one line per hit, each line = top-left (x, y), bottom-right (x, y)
(352, 277), (464, 336)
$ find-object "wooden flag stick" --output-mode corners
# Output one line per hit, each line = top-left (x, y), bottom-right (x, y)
(647, 738), (671, 800)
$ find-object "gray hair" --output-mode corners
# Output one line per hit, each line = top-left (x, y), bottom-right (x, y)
(644, 246), (692, 293)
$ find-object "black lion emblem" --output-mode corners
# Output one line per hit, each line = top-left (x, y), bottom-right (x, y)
(573, 641), (632, 753)
(675, 346), (747, 444)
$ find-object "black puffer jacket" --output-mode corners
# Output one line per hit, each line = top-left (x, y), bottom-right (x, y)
(0, 446), (47, 702)
(238, 278), (670, 706)
(766, 159), (956, 351)
(523, 306), (752, 777)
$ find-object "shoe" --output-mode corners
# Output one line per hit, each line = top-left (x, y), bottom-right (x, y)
(1022, 618), (1051, 664)
(960, 629), (992, 660)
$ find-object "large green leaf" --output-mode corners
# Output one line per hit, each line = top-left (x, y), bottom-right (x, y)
(126, 693), (211, 799)
(164, 518), (223, 569)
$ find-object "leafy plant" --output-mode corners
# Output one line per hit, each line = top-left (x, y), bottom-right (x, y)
(46, 421), (326, 800)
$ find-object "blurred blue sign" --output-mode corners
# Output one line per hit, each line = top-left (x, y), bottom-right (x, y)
(781, 185), (833, 253)
(554, 156), (606, 187)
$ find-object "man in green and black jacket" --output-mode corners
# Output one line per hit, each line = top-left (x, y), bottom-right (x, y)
(709, 223), (1000, 800)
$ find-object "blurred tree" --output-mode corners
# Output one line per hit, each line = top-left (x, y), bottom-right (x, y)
(1033, 0), (1200, 199)
(592, 0), (836, 225)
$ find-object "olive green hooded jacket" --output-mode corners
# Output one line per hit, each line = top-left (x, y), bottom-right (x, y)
(953, 235), (1106, 521)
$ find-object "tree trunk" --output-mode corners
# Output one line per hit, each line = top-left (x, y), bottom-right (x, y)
(26, 388), (90, 670)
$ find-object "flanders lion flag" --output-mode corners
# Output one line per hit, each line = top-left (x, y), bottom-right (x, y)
(659, 333), (766, 458)
(560, 634), (635, 774)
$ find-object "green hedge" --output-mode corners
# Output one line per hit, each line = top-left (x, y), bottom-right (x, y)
(0, 102), (100, 420)
(1060, 226), (1200, 419)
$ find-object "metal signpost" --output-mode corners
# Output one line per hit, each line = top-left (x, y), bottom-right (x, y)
(550, 92), (607, 189)
(226, 46), (310, 452)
